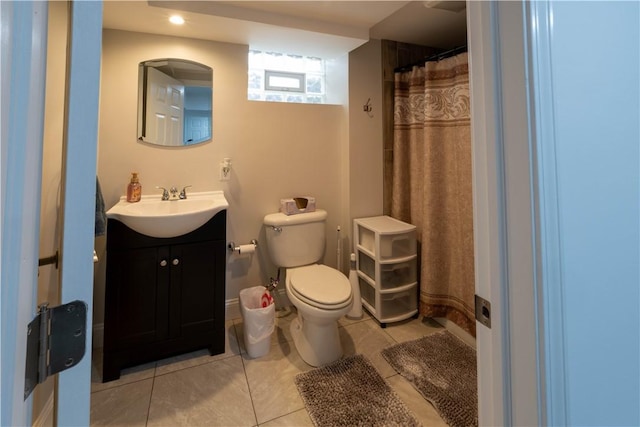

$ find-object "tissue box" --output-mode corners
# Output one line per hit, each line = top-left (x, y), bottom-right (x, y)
(280, 197), (316, 215)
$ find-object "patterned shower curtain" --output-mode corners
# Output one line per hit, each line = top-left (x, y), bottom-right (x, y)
(391, 53), (476, 337)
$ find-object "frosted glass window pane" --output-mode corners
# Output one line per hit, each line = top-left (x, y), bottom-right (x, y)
(248, 70), (262, 89)
(265, 93), (284, 102)
(307, 76), (322, 94)
(248, 49), (325, 104)
(286, 94), (304, 103)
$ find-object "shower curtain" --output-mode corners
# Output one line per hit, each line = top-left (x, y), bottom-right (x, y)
(391, 52), (476, 336)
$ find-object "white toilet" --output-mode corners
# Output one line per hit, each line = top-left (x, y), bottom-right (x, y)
(264, 209), (353, 367)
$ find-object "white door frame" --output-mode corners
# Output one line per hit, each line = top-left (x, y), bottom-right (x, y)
(468, 1), (547, 425)
(0, 2), (102, 426)
(467, 2), (508, 424)
(56, 2), (103, 425)
(0, 2), (49, 425)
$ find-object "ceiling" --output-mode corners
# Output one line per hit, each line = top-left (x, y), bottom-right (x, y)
(102, 1), (467, 58)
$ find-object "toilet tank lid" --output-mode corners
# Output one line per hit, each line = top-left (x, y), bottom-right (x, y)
(264, 209), (327, 226)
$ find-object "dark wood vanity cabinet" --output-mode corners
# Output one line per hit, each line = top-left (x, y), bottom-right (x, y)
(102, 211), (226, 382)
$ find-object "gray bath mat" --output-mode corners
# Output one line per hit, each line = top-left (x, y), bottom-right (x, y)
(381, 330), (477, 427)
(294, 354), (420, 427)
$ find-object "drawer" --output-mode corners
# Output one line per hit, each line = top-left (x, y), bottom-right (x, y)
(380, 260), (417, 289)
(379, 231), (417, 259)
(358, 277), (375, 308)
(358, 227), (375, 254)
(379, 287), (418, 320)
(358, 251), (375, 281)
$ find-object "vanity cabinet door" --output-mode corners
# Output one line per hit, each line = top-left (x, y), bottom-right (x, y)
(103, 212), (226, 381)
(169, 240), (225, 338)
(104, 245), (170, 350)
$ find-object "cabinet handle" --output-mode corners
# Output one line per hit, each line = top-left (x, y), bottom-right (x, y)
(172, 258), (180, 266)
(160, 259), (167, 267)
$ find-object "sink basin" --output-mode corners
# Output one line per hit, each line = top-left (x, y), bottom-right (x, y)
(106, 191), (228, 238)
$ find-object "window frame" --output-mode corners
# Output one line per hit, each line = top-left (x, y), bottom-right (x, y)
(264, 70), (306, 93)
(248, 49), (326, 104)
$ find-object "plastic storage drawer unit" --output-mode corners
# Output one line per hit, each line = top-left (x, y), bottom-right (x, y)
(353, 216), (418, 327)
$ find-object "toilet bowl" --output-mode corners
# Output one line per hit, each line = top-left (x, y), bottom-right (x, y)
(285, 264), (353, 366)
(263, 209), (353, 366)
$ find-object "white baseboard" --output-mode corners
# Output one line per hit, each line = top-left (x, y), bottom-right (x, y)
(93, 290), (291, 348)
(32, 393), (54, 427)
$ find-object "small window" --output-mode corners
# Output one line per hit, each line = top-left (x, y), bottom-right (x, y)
(248, 50), (326, 104)
(265, 71), (305, 92)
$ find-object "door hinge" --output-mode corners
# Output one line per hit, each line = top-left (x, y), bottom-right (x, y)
(475, 294), (491, 329)
(24, 300), (87, 399)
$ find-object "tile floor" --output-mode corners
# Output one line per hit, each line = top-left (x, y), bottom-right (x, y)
(90, 308), (452, 426)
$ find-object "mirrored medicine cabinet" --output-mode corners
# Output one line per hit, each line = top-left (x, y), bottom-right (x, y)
(137, 58), (213, 147)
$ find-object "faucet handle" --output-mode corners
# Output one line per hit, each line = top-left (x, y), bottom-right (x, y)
(156, 186), (169, 200)
(179, 185), (192, 199)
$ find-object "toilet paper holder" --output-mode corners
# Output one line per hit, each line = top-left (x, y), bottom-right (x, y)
(228, 239), (258, 254)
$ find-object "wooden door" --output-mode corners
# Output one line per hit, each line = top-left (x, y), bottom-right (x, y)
(145, 66), (184, 146)
(184, 109), (211, 144)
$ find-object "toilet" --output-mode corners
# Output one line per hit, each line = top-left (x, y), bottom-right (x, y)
(264, 209), (353, 366)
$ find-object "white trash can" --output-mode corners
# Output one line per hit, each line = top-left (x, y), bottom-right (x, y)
(239, 286), (275, 358)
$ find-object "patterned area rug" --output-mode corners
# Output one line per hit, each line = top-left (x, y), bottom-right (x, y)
(294, 354), (420, 427)
(381, 330), (477, 427)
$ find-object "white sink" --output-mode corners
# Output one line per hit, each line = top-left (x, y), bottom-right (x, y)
(106, 191), (228, 238)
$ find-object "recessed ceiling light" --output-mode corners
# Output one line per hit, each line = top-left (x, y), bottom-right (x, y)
(169, 15), (185, 25)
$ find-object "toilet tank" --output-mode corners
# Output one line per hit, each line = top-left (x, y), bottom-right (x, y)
(263, 209), (327, 268)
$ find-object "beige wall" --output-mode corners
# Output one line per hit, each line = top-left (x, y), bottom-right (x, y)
(348, 39), (384, 224)
(96, 29), (354, 326)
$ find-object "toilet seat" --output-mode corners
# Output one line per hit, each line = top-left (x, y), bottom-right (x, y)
(288, 265), (352, 310)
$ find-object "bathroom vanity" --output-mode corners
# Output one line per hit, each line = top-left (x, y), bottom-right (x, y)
(102, 210), (226, 382)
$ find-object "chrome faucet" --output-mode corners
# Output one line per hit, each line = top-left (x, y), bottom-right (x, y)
(169, 187), (179, 199)
(156, 185), (191, 200)
(156, 186), (169, 201)
(179, 185), (192, 199)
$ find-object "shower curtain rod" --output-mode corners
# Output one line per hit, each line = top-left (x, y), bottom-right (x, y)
(394, 44), (468, 73)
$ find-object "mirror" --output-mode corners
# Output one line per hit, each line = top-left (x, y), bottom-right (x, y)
(138, 58), (212, 146)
